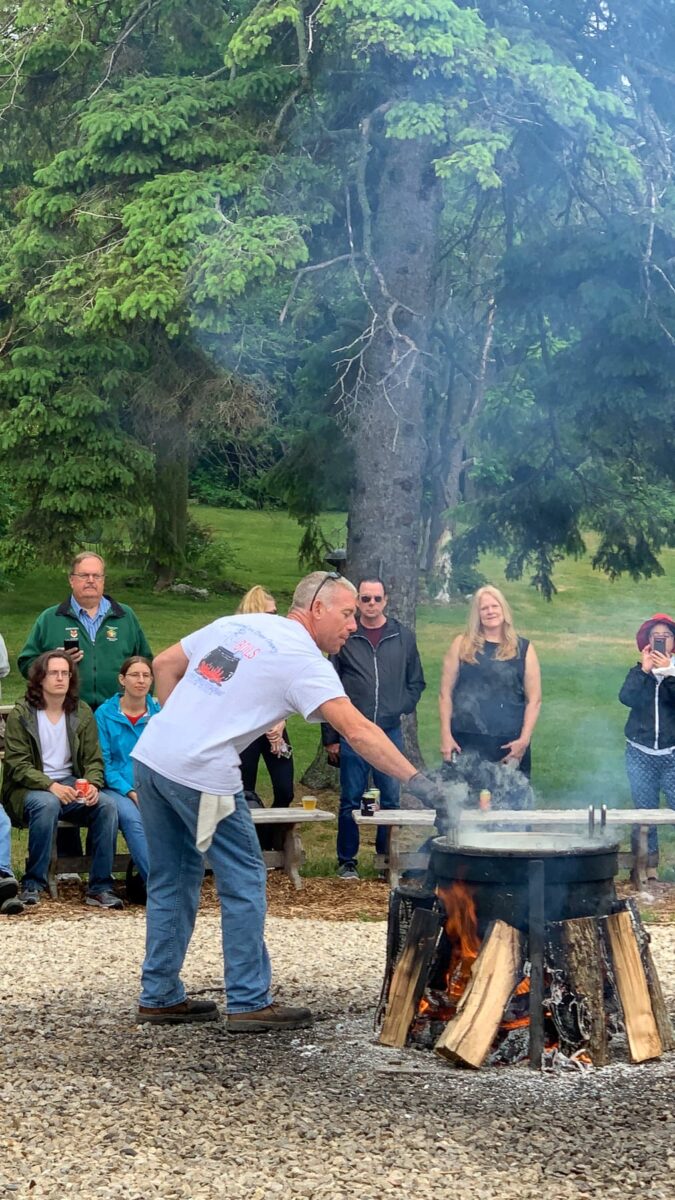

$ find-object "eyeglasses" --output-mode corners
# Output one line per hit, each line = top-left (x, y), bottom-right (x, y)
(124, 672), (152, 680)
(46, 669), (70, 678)
(309, 571), (341, 609)
(359, 594), (383, 603)
(71, 572), (104, 580)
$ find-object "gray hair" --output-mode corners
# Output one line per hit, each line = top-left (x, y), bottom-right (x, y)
(70, 551), (105, 575)
(290, 571), (356, 612)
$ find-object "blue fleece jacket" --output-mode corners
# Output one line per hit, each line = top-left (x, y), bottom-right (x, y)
(95, 694), (161, 795)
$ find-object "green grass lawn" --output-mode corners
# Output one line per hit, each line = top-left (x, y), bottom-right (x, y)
(4, 508), (675, 876)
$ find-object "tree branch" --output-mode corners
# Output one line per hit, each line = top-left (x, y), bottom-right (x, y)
(279, 254), (354, 324)
(84, 0), (164, 105)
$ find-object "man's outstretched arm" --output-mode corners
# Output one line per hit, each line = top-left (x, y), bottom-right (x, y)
(319, 697), (443, 809)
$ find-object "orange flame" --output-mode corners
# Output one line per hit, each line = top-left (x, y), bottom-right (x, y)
(436, 882), (481, 1002)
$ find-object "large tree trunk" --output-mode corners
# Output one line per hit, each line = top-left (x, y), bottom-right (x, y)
(346, 136), (442, 629)
(150, 414), (189, 589)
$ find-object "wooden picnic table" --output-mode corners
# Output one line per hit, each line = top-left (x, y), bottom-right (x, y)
(250, 806), (334, 890)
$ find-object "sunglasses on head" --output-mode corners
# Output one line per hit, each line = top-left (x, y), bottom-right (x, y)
(359, 594), (383, 603)
(309, 571), (341, 609)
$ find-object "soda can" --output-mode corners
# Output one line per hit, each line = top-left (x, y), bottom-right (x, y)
(479, 789), (492, 811)
(75, 778), (89, 798)
(360, 797), (373, 817)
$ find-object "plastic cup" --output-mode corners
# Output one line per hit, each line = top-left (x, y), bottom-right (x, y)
(301, 796), (317, 811)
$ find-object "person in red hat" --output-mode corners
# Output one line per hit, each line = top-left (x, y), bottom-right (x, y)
(619, 614), (675, 880)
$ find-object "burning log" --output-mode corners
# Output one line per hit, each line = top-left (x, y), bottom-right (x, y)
(379, 907), (442, 1048)
(378, 828), (673, 1072)
(434, 921), (524, 1069)
(546, 916), (609, 1066)
(603, 909), (663, 1063)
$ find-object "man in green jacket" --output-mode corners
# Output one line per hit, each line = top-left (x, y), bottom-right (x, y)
(18, 552), (153, 710)
(18, 551), (152, 859)
(2, 650), (122, 908)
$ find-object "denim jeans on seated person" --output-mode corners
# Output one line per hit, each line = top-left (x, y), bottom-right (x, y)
(0, 804), (14, 877)
(134, 761), (272, 1014)
(336, 724), (403, 867)
(107, 790), (149, 882)
(22, 778), (119, 895)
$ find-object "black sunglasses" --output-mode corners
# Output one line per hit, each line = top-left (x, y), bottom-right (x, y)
(359, 594), (383, 603)
(309, 571), (341, 609)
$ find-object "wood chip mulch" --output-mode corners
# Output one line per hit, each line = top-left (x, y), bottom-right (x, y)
(8, 872), (391, 923)
(11, 875), (675, 924)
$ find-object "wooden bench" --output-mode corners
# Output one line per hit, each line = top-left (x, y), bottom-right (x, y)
(354, 807), (675, 889)
(45, 805), (334, 897)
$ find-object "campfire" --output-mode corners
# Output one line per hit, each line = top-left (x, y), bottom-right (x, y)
(378, 828), (674, 1071)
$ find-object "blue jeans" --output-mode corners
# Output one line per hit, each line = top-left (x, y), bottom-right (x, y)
(625, 743), (675, 865)
(22, 779), (119, 894)
(134, 762), (272, 1013)
(0, 805), (14, 877)
(108, 790), (149, 882)
(337, 725), (403, 866)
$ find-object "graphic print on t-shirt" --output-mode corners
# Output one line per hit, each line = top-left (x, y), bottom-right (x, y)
(195, 646), (241, 686)
(191, 622), (279, 694)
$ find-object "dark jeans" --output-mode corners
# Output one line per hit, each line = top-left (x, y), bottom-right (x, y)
(239, 734), (294, 807)
(22, 780), (119, 894)
(337, 725), (403, 867)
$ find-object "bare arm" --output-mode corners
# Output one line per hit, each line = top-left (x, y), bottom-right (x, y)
(152, 642), (189, 705)
(501, 643), (542, 762)
(319, 697), (417, 783)
(438, 637), (462, 759)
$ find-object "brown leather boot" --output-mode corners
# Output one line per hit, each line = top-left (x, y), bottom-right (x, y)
(226, 1003), (313, 1033)
(136, 998), (220, 1025)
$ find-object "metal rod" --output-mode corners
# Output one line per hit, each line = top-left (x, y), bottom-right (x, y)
(528, 859), (545, 1070)
(587, 804), (595, 837)
(601, 804), (607, 830)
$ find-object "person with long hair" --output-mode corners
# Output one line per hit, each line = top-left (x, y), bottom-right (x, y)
(619, 614), (675, 881)
(95, 656), (160, 889)
(439, 585), (541, 778)
(1, 651), (121, 908)
(236, 586), (294, 807)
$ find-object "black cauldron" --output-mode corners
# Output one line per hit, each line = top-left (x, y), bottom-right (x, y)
(430, 831), (619, 932)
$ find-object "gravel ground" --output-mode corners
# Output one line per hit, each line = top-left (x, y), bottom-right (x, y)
(1, 911), (674, 1200)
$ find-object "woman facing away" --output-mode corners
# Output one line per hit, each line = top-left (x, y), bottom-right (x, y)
(236, 586), (294, 808)
(439, 585), (542, 779)
(619, 614), (675, 882)
(95, 656), (160, 891)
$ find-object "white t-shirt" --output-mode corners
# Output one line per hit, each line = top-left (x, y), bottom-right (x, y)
(37, 710), (72, 780)
(132, 614), (346, 793)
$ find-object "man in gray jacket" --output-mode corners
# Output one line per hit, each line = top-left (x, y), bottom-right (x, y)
(322, 576), (425, 879)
